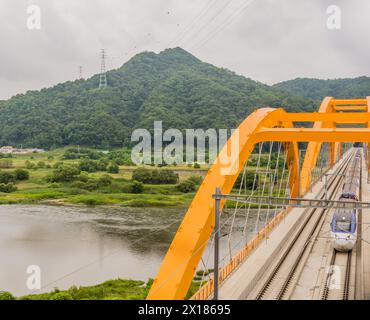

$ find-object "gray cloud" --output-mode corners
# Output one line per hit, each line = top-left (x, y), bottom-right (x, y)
(0, 0), (369, 99)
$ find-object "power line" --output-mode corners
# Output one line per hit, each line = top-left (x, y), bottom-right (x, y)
(180, 0), (235, 47)
(167, 0), (221, 47)
(191, 0), (256, 51)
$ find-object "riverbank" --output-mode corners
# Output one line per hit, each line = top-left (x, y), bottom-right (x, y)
(1, 278), (202, 300)
(0, 189), (195, 207)
(0, 147), (207, 207)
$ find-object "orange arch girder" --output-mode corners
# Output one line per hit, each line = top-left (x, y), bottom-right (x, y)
(147, 98), (370, 300)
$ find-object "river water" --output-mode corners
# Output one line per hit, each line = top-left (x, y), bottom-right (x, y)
(0, 205), (271, 296)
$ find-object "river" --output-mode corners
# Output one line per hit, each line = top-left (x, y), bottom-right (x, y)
(0, 205), (271, 296)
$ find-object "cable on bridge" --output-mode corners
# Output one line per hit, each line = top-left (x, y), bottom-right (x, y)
(147, 97), (370, 301)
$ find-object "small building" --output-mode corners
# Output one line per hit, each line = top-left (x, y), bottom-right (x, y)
(0, 146), (45, 154)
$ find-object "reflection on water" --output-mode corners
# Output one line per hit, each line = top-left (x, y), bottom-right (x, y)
(0, 205), (185, 296)
(0, 205), (271, 296)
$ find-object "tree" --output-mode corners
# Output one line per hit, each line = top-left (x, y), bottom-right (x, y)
(14, 169), (30, 181)
(49, 165), (80, 183)
(0, 48), (318, 149)
(107, 163), (119, 174)
(234, 171), (259, 190)
(177, 180), (196, 193)
(132, 168), (179, 185)
(130, 180), (144, 194)
(79, 159), (98, 173)
(98, 174), (113, 187)
(0, 171), (15, 184)
(37, 161), (46, 168)
(0, 183), (17, 193)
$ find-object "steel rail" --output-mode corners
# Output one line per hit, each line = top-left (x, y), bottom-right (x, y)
(255, 152), (353, 300)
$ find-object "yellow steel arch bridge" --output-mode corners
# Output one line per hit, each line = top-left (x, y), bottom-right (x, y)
(147, 97), (370, 300)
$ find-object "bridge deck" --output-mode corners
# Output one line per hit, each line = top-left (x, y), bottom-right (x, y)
(361, 155), (370, 299)
(218, 154), (352, 300)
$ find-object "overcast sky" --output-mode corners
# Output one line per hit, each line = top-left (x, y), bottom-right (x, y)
(1, 0), (369, 100)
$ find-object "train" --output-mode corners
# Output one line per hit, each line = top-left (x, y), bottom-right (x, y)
(330, 150), (362, 252)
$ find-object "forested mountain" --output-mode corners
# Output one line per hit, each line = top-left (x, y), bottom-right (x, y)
(0, 48), (321, 148)
(274, 77), (370, 101)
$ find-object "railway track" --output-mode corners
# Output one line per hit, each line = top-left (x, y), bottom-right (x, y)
(252, 152), (354, 300)
(321, 250), (352, 300)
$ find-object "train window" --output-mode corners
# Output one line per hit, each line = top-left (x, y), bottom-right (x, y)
(336, 220), (351, 232)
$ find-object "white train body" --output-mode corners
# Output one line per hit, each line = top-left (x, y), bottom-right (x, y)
(331, 209), (357, 252)
(331, 150), (361, 252)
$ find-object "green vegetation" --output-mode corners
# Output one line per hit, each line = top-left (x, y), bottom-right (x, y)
(0, 291), (15, 300)
(274, 76), (370, 101)
(130, 180), (144, 194)
(0, 48), (316, 149)
(132, 168), (179, 185)
(234, 171), (259, 190)
(20, 279), (149, 300)
(176, 175), (203, 193)
(3, 269), (210, 300)
(0, 147), (202, 207)
(0, 147), (289, 207)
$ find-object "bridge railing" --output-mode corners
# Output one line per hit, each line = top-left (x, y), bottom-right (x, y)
(191, 206), (291, 300)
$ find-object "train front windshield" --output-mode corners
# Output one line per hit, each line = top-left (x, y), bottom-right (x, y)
(335, 220), (352, 232)
(332, 209), (356, 233)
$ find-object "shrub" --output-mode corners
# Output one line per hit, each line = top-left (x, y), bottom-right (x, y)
(0, 171), (15, 184)
(0, 291), (15, 300)
(0, 183), (17, 193)
(79, 159), (108, 173)
(97, 159), (109, 171)
(80, 181), (99, 191)
(49, 165), (80, 183)
(130, 181), (144, 194)
(98, 175), (113, 187)
(132, 168), (179, 185)
(53, 162), (64, 169)
(107, 163), (119, 174)
(49, 182), (62, 188)
(71, 181), (85, 189)
(193, 163), (201, 169)
(50, 292), (73, 300)
(79, 159), (99, 173)
(177, 180), (196, 193)
(107, 149), (134, 166)
(25, 160), (37, 170)
(14, 169), (29, 181)
(63, 148), (101, 160)
(77, 173), (90, 183)
(234, 171), (259, 190)
(0, 159), (13, 168)
(188, 175), (203, 186)
(37, 161), (46, 168)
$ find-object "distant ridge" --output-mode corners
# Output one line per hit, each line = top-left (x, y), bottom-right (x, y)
(274, 76), (370, 101)
(3, 48), (364, 148)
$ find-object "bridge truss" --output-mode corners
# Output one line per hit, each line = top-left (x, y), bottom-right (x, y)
(147, 97), (370, 300)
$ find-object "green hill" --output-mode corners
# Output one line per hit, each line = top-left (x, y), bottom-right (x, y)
(274, 77), (370, 101)
(0, 48), (316, 149)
